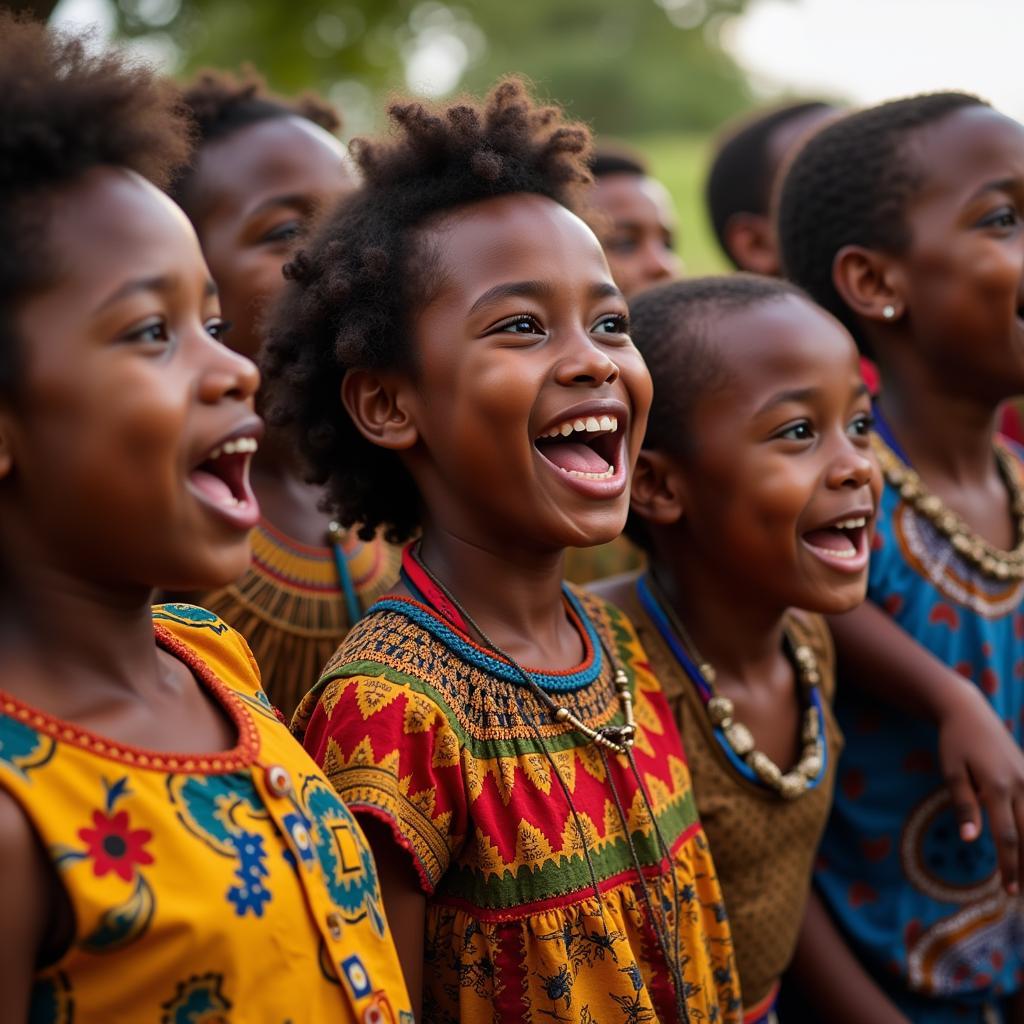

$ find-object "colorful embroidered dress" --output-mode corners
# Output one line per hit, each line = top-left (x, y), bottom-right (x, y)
(294, 586), (741, 1024)
(0, 603), (411, 1024)
(620, 578), (842, 1024)
(201, 520), (400, 720)
(815, 432), (1024, 1023)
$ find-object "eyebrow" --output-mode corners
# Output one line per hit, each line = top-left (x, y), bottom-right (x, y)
(468, 279), (622, 315)
(96, 275), (217, 314)
(756, 379), (871, 416)
(969, 177), (1023, 202)
(249, 193), (319, 218)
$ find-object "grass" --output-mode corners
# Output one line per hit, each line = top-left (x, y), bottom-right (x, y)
(633, 132), (730, 276)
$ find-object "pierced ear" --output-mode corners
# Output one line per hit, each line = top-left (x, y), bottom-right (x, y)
(340, 369), (418, 451)
(723, 213), (780, 276)
(833, 244), (903, 323)
(630, 450), (686, 527)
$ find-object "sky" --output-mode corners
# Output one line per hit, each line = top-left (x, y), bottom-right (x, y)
(724, 0), (1024, 120)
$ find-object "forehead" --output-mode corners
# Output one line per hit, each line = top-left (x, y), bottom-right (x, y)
(704, 295), (859, 406)
(193, 115), (353, 215)
(425, 193), (615, 304)
(45, 168), (206, 296)
(593, 173), (675, 224)
(906, 106), (1024, 204)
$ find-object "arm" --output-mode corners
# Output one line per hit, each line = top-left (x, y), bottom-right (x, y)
(0, 791), (50, 1024)
(361, 817), (426, 1022)
(788, 889), (911, 1024)
(829, 601), (1024, 892)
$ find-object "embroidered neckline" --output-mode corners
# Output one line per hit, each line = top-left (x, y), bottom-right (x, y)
(0, 624), (261, 773)
(367, 590), (604, 693)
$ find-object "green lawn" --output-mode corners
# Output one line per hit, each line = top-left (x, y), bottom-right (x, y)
(633, 132), (730, 277)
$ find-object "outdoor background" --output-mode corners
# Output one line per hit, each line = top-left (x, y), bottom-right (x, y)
(16, 0), (1024, 275)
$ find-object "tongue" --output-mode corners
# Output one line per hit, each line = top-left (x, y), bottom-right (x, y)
(803, 527), (856, 554)
(189, 467), (234, 505)
(538, 440), (610, 474)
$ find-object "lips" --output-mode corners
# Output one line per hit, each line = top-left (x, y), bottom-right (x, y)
(801, 513), (872, 573)
(187, 424), (262, 530)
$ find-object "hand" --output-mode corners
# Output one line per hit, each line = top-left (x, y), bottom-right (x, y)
(938, 681), (1024, 894)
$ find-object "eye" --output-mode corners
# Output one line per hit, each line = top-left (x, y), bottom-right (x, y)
(123, 318), (169, 345)
(592, 313), (630, 336)
(605, 235), (638, 254)
(848, 411), (874, 438)
(262, 220), (303, 244)
(980, 205), (1019, 230)
(493, 314), (543, 336)
(205, 318), (233, 342)
(777, 420), (814, 442)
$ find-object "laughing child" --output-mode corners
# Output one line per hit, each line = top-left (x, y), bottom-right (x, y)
(266, 79), (740, 1023)
(170, 69), (400, 720)
(779, 93), (1024, 1023)
(0, 16), (409, 1022)
(594, 274), (881, 1024)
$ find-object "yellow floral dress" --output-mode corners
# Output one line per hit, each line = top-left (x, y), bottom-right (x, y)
(295, 587), (741, 1024)
(0, 603), (411, 1024)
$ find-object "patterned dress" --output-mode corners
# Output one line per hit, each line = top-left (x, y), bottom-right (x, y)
(200, 520), (400, 720)
(0, 604), (411, 1024)
(294, 586), (741, 1024)
(815, 433), (1024, 1023)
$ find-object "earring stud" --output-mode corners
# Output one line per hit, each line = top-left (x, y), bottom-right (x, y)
(882, 304), (896, 320)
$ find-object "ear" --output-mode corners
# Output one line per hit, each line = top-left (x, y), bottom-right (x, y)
(340, 368), (418, 451)
(722, 213), (780, 276)
(630, 450), (686, 527)
(833, 244), (904, 323)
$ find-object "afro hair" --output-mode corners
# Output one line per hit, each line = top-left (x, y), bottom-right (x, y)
(261, 77), (593, 543)
(777, 92), (987, 353)
(0, 11), (191, 401)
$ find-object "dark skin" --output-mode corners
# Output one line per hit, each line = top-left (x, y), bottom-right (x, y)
(794, 105), (1024, 1024)
(189, 114), (357, 546)
(596, 296), (879, 767)
(0, 168), (262, 1021)
(342, 192), (653, 1012)
(592, 171), (683, 298)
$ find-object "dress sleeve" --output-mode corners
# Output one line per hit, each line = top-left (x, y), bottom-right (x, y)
(296, 668), (468, 896)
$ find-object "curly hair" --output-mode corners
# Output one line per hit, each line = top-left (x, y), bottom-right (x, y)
(0, 12), (191, 402)
(777, 92), (986, 353)
(261, 77), (593, 543)
(706, 101), (833, 266)
(623, 274), (806, 550)
(169, 66), (340, 215)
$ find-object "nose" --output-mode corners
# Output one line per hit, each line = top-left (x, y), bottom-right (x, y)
(198, 333), (261, 404)
(643, 240), (681, 285)
(554, 328), (620, 388)
(827, 437), (878, 490)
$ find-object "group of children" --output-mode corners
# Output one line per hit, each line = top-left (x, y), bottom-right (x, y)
(3, 11), (1024, 1024)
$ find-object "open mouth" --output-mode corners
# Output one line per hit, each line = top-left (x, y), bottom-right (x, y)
(801, 514), (870, 571)
(187, 434), (260, 526)
(534, 413), (623, 482)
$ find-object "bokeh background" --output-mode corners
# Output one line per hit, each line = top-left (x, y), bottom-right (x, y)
(15, 0), (1024, 275)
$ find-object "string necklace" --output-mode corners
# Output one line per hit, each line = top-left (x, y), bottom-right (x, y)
(871, 410), (1024, 581)
(327, 521), (364, 625)
(402, 542), (691, 1022)
(639, 572), (825, 800)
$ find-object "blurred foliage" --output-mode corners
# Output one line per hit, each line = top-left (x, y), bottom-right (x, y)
(95, 0), (758, 136)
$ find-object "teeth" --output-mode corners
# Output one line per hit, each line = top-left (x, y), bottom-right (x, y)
(807, 543), (859, 559)
(834, 517), (867, 530)
(563, 465), (616, 481)
(206, 436), (259, 460)
(540, 415), (619, 439)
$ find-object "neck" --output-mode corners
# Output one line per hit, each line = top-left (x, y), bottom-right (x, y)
(648, 543), (788, 689)
(414, 525), (573, 666)
(877, 362), (1000, 486)
(249, 435), (333, 547)
(0, 559), (163, 702)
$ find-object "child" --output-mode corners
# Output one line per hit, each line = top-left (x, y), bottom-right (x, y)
(266, 79), (741, 1022)
(0, 16), (410, 1021)
(589, 145), (683, 299)
(778, 92), (1024, 1023)
(170, 69), (400, 720)
(594, 274), (881, 1023)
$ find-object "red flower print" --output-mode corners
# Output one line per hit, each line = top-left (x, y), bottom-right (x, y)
(78, 809), (154, 882)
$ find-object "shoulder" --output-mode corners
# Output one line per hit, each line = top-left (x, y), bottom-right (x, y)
(785, 608), (836, 702)
(152, 603), (263, 699)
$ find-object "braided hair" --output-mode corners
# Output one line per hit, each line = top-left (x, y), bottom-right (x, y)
(777, 92), (987, 352)
(261, 77), (593, 543)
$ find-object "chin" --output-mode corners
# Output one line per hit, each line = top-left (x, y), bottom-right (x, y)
(159, 548), (252, 596)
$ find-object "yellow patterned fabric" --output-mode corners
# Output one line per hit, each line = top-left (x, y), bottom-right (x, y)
(0, 604), (411, 1024)
(200, 520), (400, 720)
(295, 588), (741, 1024)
